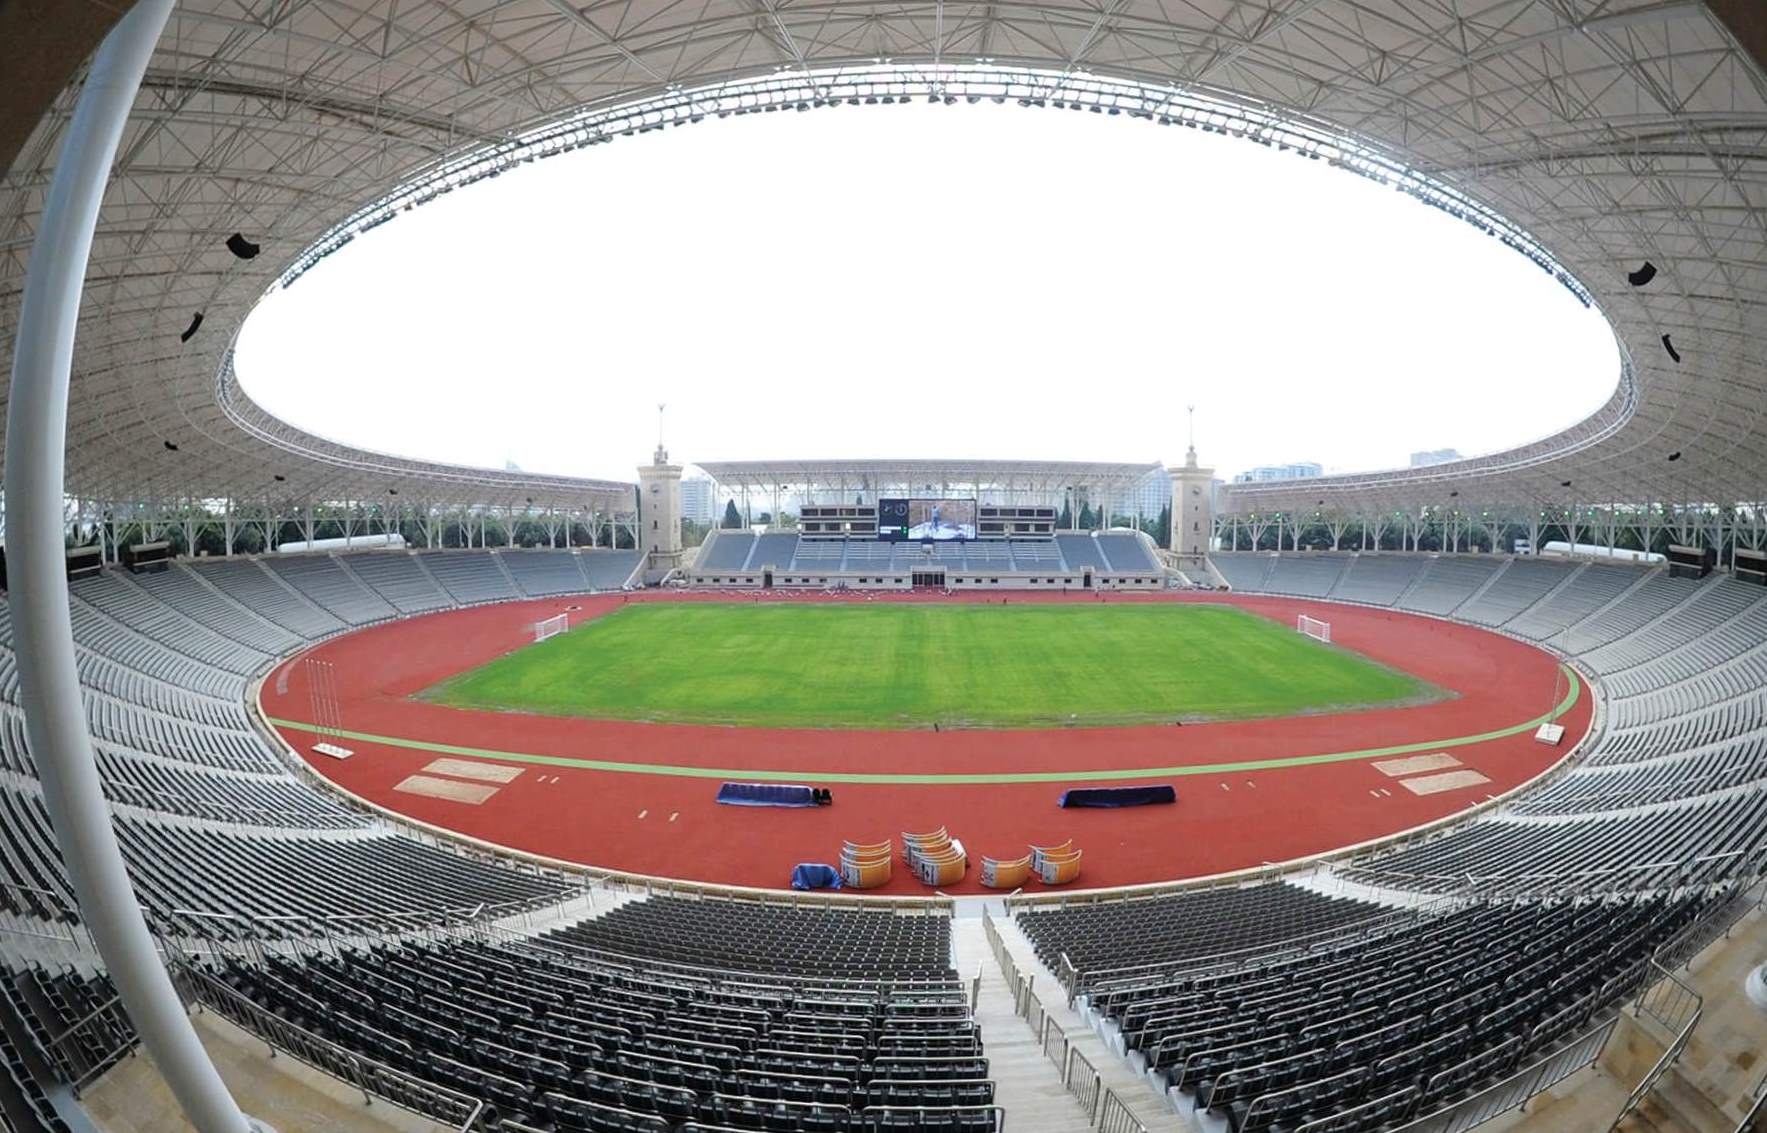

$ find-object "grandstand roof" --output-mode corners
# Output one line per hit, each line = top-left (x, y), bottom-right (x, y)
(2, 1), (1764, 518)
(697, 459), (1163, 495)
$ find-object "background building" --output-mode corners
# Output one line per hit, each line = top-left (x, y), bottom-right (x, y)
(1232, 461), (1323, 484)
(680, 475), (718, 525)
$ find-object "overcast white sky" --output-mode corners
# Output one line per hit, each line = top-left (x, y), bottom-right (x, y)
(235, 102), (1618, 484)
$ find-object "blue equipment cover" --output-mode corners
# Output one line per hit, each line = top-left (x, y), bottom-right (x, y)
(1058, 785), (1176, 808)
(791, 863), (843, 890)
(717, 782), (819, 807)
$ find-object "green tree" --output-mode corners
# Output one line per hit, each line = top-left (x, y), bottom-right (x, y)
(721, 500), (743, 529)
(1057, 502), (1073, 530)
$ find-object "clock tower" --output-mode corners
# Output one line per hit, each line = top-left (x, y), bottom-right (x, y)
(638, 443), (684, 584)
(1170, 408), (1214, 561)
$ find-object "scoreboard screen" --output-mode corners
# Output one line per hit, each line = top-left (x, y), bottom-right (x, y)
(877, 498), (977, 541)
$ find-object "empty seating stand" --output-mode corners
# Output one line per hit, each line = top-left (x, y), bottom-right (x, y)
(418, 551), (518, 604)
(502, 550), (592, 596)
(1329, 555), (1427, 606)
(1395, 556), (1506, 616)
(337, 552), (450, 613)
(1263, 554), (1350, 598)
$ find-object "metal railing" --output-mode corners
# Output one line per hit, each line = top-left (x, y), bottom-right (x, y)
(1607, 961), (1705, 1133)
(44, 990), (138, 1097)
(1734, 1071), (1767, 1133)
(981, 909), (1146, 1133)
(1390, 1017), (1617, 1133)
(169, 958), (489, 1129)
(1095, 1088), (1148, 1133)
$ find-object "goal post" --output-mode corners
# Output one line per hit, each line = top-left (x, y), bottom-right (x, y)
(535, 613), (569, 643)
(1296, 614), (1331, 644)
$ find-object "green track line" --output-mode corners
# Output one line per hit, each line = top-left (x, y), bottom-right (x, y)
(266, 667), (1581, 786)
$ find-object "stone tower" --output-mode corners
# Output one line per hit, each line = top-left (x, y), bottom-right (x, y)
(638, 443), (683, 584)
(1170, 410), (1214, 560)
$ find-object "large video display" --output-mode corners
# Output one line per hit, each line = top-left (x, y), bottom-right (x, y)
(877, 498), (978, 541)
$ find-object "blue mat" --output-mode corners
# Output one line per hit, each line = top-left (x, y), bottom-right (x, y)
(1058, 785), (1176, 808)
(791, 863), (843, 890)
(717, 782), (818, 807)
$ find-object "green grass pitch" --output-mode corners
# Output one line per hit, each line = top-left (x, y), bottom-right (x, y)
(422, 602), (1435, 729)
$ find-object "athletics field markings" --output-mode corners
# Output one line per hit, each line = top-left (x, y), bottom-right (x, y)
(266, 667), (1581, 786)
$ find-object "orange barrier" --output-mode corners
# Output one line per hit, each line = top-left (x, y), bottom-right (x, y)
(1028, 839), (1073, 872)
(915, 846), (966, 886)
(980, 854), (1031, 889)
(902, 826), (950, 860)
(840, 839), (894, 889)
(841, 854), (893, 889)
(1037, 848), (1082, 885)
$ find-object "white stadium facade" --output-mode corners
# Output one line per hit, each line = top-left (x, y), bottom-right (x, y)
(2, 3), (1767, 1133)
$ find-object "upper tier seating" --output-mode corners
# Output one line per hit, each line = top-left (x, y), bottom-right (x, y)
(1455, 558), (1575, 626)
(1507, 564), (1644, 640)
(131, 566), (302, 655)
(1096, 533), (1161, 573)
(1263, 554), (1350, 598)
(417, 550), (518, 604)
(337, 552), (450, 613)
(190, 558), (346, 639)
(1212, 554), (1274, 592)
(747, 533), (799, 571)
(580, 550), (642, 589)
(1327, 554), (1427, 606)
(500, 549), (590, 596)
(1054, 535), (1108, 572)
(698, 531), (756, 571)
(1394, 556), (1506, 616)
(263, 554), (397, 624)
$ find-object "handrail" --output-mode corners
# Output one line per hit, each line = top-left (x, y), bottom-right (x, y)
(1390, 1017), (1616, 1133)
(1095, 1087), (1148, 1133)
(1735, 1071), (1767, 1133)
(169, 958), (488, 1127)
(1607, 960), (1706, 1133)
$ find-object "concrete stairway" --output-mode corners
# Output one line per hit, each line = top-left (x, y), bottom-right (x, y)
(950, 916), (1096, 1133)
(964, 911), (1195, 1132)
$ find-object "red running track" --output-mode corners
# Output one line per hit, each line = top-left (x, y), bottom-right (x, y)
(265, 591), (1589, 894)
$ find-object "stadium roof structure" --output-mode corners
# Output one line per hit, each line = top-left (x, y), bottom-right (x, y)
(2, 1), (1766, 529)
(697, 459), (1164, 501)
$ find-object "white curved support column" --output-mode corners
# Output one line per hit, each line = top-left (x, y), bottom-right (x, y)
(3, 2), (261, 1130)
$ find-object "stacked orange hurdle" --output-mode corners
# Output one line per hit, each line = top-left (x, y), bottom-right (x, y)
(903, 826), (966, 886)
(840, 839), (892, 889)
(980, 840), (1082, 888)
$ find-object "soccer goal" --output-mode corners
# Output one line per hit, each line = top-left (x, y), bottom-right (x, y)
(1296, 614), (1331, 644)
(535, 613), (569, 643)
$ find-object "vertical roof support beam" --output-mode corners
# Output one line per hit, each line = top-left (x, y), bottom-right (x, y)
(2, 2), (265, 1131)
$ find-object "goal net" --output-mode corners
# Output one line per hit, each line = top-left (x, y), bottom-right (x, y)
(535, 613), (568, 643)
(1296, 614), (1331, 644)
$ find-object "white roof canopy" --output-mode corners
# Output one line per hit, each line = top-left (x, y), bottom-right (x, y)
(2, 1), (1763, 519)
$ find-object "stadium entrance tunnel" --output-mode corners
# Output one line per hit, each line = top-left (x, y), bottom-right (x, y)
(261, 591), (1590, 895)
